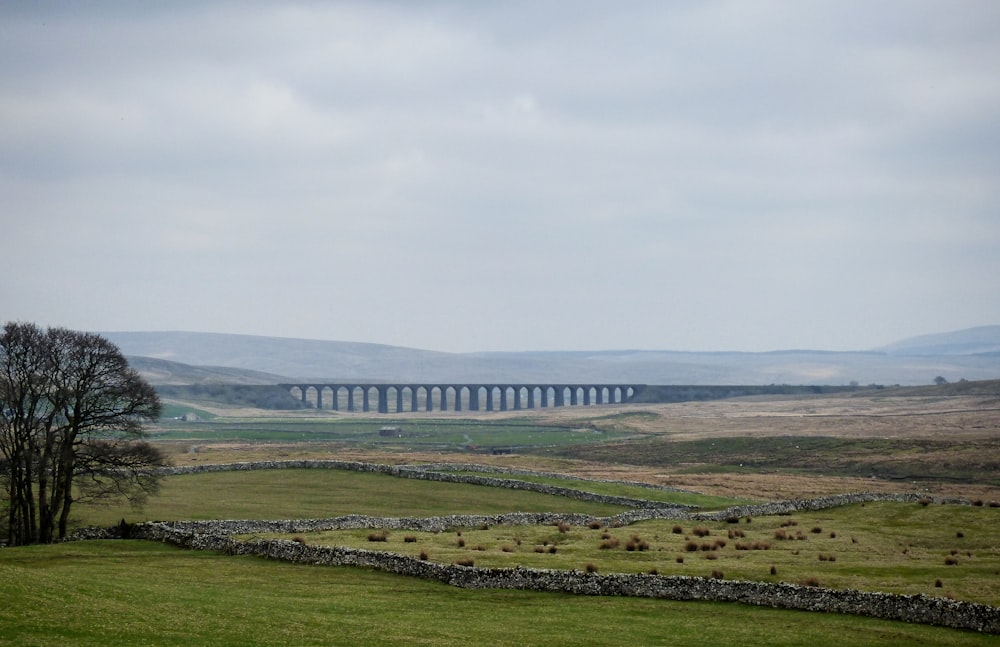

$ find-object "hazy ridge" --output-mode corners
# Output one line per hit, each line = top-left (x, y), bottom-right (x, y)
(105, 327), (1000, 386)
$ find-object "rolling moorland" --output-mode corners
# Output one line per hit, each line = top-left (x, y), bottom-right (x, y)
(104, 325), (1000, 385)
(2, 328), (1000, 645)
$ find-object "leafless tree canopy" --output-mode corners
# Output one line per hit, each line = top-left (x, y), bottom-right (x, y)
(0, 322), (166, 545)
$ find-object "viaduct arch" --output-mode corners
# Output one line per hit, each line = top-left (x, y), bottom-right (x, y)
(280, 383), (644, 414)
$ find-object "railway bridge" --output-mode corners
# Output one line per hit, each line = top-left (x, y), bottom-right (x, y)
(280, 383), (644, 414)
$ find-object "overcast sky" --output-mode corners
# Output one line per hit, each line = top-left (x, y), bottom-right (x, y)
(2, 2), (998, 353)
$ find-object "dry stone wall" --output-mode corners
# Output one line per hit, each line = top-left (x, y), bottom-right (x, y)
(159, 460), (965, 523)
(124, 521), (1000, 634)
(67, 460), (999, 633)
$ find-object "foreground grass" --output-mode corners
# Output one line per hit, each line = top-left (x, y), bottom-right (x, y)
(269, 501), (1000, 606)
(73, 469), (627, 528)
(0, 541), (995, 647)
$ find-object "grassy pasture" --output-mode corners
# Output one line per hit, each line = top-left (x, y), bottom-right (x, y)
(269, 501), (1000, 605)
(71, 469), (628, 528)
(0, 540), (996, 647)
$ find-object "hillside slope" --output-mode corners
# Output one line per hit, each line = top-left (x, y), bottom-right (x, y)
(107, 328), (1000, 386)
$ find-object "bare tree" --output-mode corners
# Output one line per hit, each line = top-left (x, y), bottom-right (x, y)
(0, 322), (166, 545)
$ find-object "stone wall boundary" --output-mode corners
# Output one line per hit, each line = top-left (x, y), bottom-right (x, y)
(160, 460), (692, 510)
(158, 460), (966, 520)
(400, 462), (700, 495)
(125, 522), (1000, 634)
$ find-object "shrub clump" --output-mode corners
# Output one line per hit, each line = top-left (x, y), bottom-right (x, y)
(625, 535), (649, 552)
(367, 531), (388, 542)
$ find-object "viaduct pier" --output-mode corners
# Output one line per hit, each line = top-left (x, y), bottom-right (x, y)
(280, 383), (644, 414)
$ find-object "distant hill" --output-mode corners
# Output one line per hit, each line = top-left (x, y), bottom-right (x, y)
(124, 356), (290, 385)
(876, 325), (1000, 356)
(104, 328), (1000, 387)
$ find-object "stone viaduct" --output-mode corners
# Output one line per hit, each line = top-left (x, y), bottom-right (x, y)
(280, 383), (644, 414)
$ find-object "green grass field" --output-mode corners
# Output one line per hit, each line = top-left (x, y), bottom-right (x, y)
(1, 541), (995, 647)
(9, 462), (997, 645)
(72, 469), (1000, 606)
(71, 469), (628, 527)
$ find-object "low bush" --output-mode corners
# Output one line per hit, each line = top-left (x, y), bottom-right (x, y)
(692, 527), (711, 537)
(711, 570), (724, 579)
(455, 558), (474, 567)
(801, 577), (820, 587)
(367, 531), (388, 542)
(403, 535), (417, 543)
(671, 525), (684, 534)
(585, 563), (598, 573)
(599, 538), (621, 550)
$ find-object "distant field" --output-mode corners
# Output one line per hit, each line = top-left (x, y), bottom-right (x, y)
(1, 541), (996, 647)
(153, 417), (623, 451)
